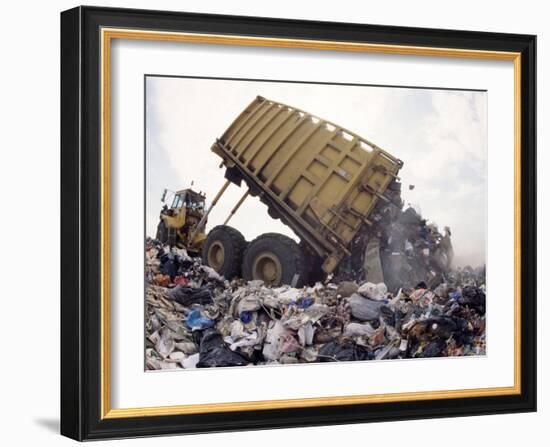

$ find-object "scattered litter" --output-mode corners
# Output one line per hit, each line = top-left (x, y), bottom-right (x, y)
(357, 282), (387, 301)
(335, 281), (358, 298)
(348, 294), (384, 321)
(186, 309), (215, 330)
(169, 285), (213, 307)
(196, 329), (250, 368)
(182, 353), (200, 369)
(317, 340), (372, 362)
(145, 234), (486, 370)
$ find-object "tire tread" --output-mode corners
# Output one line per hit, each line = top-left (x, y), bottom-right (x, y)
(202, 225), (246, 279)
(242, 232), (307, 287)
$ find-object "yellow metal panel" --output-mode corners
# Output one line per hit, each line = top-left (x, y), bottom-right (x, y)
(213, 96), (403, 272)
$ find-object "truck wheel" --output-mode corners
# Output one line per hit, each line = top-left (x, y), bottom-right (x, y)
(156, 220), (168, 244)
(202, 225), (246, 279)
(242, 233), (308, 287)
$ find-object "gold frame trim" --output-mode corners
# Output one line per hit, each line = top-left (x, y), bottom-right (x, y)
(100, 28), (522, 419)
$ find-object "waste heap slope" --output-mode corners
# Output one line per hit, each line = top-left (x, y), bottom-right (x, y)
(145, 234), (485, 370)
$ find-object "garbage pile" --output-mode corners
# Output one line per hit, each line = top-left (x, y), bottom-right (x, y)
(145, 235), (486, 370)
(339, 182), (456, 293)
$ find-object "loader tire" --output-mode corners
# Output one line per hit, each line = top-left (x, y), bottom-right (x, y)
(242, 233), (308, 287)
(202, 225), (246, 280)
(156, 220), (168, 244)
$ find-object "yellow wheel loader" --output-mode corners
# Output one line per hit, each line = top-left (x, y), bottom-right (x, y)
(156, 185), (247, 279)
(156, 188), (208, 253)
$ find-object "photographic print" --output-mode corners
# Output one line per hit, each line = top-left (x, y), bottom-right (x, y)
(61, 8), (536, 439)
(144, 76), (487, 370)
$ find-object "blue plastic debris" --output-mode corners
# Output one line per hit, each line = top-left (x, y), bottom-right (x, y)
(296, 297), (314, 308)
(186, 308), (215, 330)
(239, 311), (253, 324)
(450, 290), (462, 301)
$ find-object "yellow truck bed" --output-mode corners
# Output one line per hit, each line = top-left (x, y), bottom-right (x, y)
(212, 96), (403, 273)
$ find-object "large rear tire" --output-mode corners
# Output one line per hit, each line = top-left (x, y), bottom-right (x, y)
(202, 225), (246, 280)
(242, 233), (308, 287)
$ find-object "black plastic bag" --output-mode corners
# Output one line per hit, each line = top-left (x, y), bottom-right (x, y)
(168, 285), (213, 306)
(458, 286), (486, 314)
(317, 340), (372, 362)
(196, 329), (249, 368)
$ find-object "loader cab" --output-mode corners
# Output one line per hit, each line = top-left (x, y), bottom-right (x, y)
(171, 189), (206, 212)
(157, 187), (208, 248)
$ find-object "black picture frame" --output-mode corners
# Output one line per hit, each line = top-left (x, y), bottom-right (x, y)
(61, 5), (536, 441)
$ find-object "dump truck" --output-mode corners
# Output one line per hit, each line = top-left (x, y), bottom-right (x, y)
(159, 96), (404, 287)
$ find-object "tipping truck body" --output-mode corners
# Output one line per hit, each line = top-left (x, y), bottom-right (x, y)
(211, 96), (403, 275)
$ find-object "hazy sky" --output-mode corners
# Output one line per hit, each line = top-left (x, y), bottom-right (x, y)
(145, 76), (487, 267)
